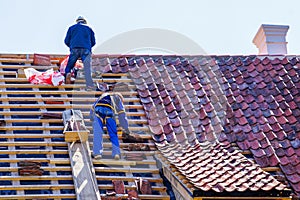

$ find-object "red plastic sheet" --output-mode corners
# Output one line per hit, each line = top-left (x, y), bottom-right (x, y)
(24, 68), (64, 86)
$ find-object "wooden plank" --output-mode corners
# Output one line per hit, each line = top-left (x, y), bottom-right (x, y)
(0, 141), (155, 149)
(3, 118), (147, 125)
(68, 142), (101, 200)
(0, 166), (159, 174)
(0, 184), (74, 190)
(0, 103), (142, 109)
(0, 126), (150, 132)
(0, 133), (64, 139)
(0, 133), (152, 140)
(0, 175), (73, 181)
(0, 83), (82, 89)
(94, 166), (159, 174)
(0, 65), (57, 70)
(0, 111), (146, 117)
(0, 89), (138, 96)
(0, 142), (67, 147)
(0, 193), (170, 200)
(0, 194), (75, 200)
(0, 149), (67, 154)
(98, 184), (166, 192)
(0, 53), (65, 59)
(96, 176), (164, 183)
(53, 158), (136, 166)
(0, 77), (133, 83)
(155, 154), (194, 200)
(0, 184), (166, 192)
(4, 119), (63, 123)
(93, 159), (156, 165)
(0, 126), (64, 130)
(0, 96), (141, 103)
(0, 166), (72, 172)
(62, 110), (100, 199)
(0, 58), (59, 64)
(0, 71), (16, 76)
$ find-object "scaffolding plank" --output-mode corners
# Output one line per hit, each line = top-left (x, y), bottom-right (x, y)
(63, 109), (101, 200)
(68, 142), (101, 200)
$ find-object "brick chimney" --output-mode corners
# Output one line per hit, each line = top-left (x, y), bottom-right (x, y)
(253, 24), (289, 55)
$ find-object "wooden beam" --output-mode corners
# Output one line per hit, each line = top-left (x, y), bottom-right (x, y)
(155, 154), (194, 200)
(62, 109), (101, 200)
(0, 103), (142, 110)
(0, 89), (138, 96)
(0, 58), (59, 64)
(3, 118), (147, 125)
(0, 77), (133, 83)
(0, 133), (152, 140)
(0, 194), (75, 200)
(0, 126), (150, 132)
(0, 184), (167, 192)
(68, 142), (101, 200)
(0, 96), (141, 103)
(0, 110), (146, 117)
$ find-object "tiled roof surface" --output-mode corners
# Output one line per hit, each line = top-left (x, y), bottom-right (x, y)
(93, 55), (300, 197)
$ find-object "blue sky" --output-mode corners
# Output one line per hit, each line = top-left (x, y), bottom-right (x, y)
(1, 0), (299, 55)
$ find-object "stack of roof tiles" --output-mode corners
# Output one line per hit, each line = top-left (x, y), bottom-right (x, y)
(92, 55), (300, 197)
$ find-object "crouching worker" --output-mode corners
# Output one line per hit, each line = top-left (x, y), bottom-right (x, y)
(90, 83), (131, 160)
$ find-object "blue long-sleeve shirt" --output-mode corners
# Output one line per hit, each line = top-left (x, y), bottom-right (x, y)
(64, 22), (96, 51)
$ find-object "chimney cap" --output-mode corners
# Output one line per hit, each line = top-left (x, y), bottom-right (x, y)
(253, 24), (289, 55)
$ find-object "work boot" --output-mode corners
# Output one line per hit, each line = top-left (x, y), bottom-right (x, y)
(65, 73), (72, 84)
(92, 154), (102, 160)
(114, 154), (120, 160)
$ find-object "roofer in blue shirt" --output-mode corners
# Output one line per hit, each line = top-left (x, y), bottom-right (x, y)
(64, 16), (96, 91)
(90, 83), (131, 160)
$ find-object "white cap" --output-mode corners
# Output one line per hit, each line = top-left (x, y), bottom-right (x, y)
(76, 16), (87, 24)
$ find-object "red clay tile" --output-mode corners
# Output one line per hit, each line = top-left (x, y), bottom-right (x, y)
(265, 130), (277, 141)
(152, 133), (166, 142)
(271, 58), (282, 65)
(251, 148), (266, 158)
(249, 139), (261, 150)
(263, 145), (275, 156)
(291, 138), (300, 149)
(286, 115), (297, 124)
(255, 155), (270, 167)
(165, 132), (176, 143)
(170, 117), (181, 128)
(285, 146), (296, 157)
(271, 123), (283, 132)
(281, 163), (295, 175)
(268, 153), (280, 166)
(149, 124), (163, 135)
(153, 96), (163, 105)
(287, 173), (300, 184)
(148, 118), (160, 126)
(280, 140), (292, 149)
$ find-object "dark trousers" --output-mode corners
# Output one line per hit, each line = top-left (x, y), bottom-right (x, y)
(65, 48), (93, 87)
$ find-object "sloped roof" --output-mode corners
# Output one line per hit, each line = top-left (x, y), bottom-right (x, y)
(0, 54), (171, 200)
(93, 54), (300, 197)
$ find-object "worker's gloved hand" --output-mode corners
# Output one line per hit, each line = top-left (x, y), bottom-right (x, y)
(122, 129), (143, 143)
(123, 129), (131, 136)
